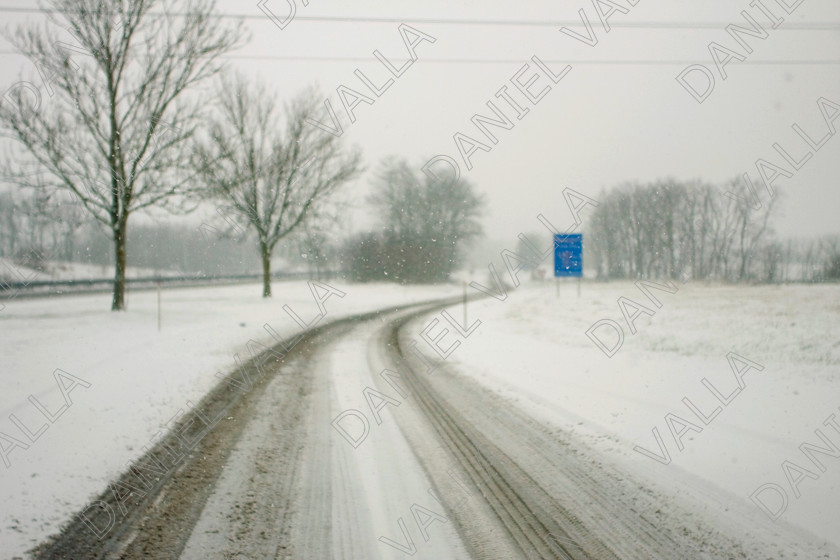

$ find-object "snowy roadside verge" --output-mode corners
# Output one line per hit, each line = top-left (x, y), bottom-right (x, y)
(432, 280), (840, 551)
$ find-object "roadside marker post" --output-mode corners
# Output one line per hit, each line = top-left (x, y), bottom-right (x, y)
(463, 280), (468, 329)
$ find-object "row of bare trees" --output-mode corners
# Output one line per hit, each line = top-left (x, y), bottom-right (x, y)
(0, 189), (86, 263)
(0, 0), (362, 308)
(587, 178), (776, 281)
(756, 235), (840, 283)
(586, 178), (840, 283)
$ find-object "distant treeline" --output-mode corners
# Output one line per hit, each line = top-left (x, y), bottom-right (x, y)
(586, 178), (840, 282)
(4, 179), (839, 284)
(0, 189), (334, 277)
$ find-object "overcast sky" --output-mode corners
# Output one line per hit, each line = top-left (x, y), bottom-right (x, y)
(2, 0), (839, 244)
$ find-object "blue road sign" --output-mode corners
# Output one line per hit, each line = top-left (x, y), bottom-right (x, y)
(554, 234), (582, 277)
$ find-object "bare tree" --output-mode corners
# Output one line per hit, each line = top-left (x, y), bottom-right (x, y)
(0, 0), (244, 309)
(50, 190), (88, 260)
(15, 188), (53, 256)
(362, 157), (485, 283)
(727, 176), (777, 282)
(760, 241), (782, 283)
(292, 192), (351, 281)
(191, 76), (362, 297)
(820, 235), (840, 281)
(0, 190), (20, 257)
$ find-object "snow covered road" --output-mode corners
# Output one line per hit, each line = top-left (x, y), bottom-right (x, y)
(28, 287), (839, 559)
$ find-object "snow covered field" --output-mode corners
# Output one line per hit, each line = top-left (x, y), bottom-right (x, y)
(441, 279), (840, 550)
(0, 280), (458, 558)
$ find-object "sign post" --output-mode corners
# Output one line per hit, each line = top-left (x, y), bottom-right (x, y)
(463, 280), (468, 329)
(157, 281), (162, 331)
(553, 233), (583, 298)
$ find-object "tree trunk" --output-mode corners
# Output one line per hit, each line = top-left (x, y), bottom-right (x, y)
(261, 240), (272, 298)
(64, 229), (74, 261)
(8, 205), (17, 257)
(738, 214), (748, 282)
(112, 221), (127, 311)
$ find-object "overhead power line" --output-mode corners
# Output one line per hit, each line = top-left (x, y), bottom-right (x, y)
(221, 56), (840, 65)
(0, 50), (837, 65)
(0, 6), (836, 30)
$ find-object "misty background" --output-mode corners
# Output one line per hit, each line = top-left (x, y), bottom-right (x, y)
(0, 0), (838, 284)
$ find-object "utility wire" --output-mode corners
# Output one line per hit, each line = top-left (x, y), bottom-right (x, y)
(1, 7), (836, 65)
(215, 56), (840, 65)
(0, 6), (836, 30)
(2, 51), (836, 65)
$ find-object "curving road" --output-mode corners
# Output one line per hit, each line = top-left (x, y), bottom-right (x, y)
(32, 298), (836, 559)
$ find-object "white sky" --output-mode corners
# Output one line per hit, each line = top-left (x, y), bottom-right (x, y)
(1, 0), (839, 242)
